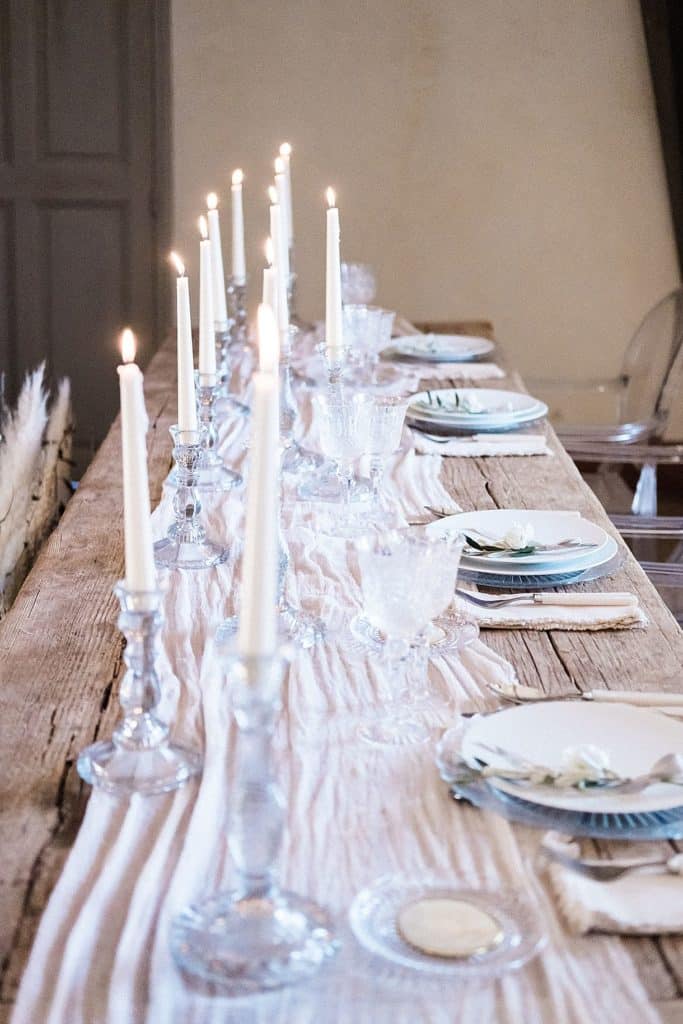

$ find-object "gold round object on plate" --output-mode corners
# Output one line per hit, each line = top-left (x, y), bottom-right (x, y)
(396, 897), (504, 958)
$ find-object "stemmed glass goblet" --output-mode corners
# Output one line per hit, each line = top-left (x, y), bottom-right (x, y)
(298, 391), (372, 530)
(354, 528), (464, 745)
(367, 392), (410, 523)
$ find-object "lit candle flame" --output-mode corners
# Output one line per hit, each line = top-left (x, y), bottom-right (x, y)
(257, 303), (279, 374)
(232, 168), (243, 186)
(279, 142), (292, 158)
(268, 185), (278, 205)
(169, 251), (185, 276)
(326, 187), (336, 208)
(274, 156), (285, 175)
(206, 192), (218, 211)
(121, 327), (136, 364)
(265, 237), (274, 266)
(198, 215), (208, 239)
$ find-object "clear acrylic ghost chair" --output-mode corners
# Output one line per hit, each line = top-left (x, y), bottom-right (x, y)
(527, 287), (683, 517)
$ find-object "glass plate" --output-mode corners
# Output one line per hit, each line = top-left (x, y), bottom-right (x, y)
(349, 874), (546, 979)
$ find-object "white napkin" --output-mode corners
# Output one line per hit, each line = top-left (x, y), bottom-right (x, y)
(396, 361), (506, 383)
(456, 594), (647, 631)
(413, 432), (552, 457)
(543, 833), (683, 935)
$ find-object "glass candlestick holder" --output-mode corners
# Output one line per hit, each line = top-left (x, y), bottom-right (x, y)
(221, 276), (252, 417)
(276, 522), (326, 649)
(195, 372), (243, 492)
(77, 582), (202, 795)
(170, 643), (337, 992)
(154, 425), (228, 571)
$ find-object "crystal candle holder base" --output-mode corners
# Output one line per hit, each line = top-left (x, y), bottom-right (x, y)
(170, 645), (337, 992)
(171, 889), (336, 993)
(77, 584), (202, 796)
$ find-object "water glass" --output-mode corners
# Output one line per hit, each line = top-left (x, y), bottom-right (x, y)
(341, 261), (377, 305)
(367, 393), (410, 519)
(299, 391), (373, 528)
(355, 528), (463, 745)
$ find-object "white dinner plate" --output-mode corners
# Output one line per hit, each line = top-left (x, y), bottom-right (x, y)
(462, 702), (683, 814)
(409, 389), (548, 428)
(427, 509), (612, 571)
(386, 333), (495, 363)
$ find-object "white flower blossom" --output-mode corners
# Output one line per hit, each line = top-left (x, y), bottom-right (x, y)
(502, 521), (535, 550)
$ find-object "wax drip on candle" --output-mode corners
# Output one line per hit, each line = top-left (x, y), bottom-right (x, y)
(268, 185), (278, 206)
(232, 168), (243, 187)
(198, 215), (208, 239)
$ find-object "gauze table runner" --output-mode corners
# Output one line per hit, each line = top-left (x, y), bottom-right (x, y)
(12, 347), (661, 1024)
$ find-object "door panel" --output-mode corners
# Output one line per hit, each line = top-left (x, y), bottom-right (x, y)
(0, 0), (169, 472)
(37, 0), (127, 160)
(42, 202), (127, 450)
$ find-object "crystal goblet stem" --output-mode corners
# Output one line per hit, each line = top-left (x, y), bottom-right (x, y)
(170, 647), (337, 991)
(77, 583), (202, 795)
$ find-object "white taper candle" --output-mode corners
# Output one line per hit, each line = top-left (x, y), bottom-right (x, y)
(262, 237), (277, 319)
(279, 142), (294, 246)
(170, 253), (197, 434)
(325, 187), (343, 358)
(206, 192), (229, 330)
(268, 187), (289, 336)
(237, 304), (280, 657)
(117, 329), (156, 593)
(198, 216), (216, 376)
(231, 169), (246, 285)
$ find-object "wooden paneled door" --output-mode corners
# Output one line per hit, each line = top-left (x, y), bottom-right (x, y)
(0, 0), (170, 471)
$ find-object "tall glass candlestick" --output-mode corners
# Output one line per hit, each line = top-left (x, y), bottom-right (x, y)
(77, 582), (202, 795)
(170, 644), (337, 991)
(154, 425), (228, 571)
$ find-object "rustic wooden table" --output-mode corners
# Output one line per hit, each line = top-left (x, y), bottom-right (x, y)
(1, 326), (682, 1023)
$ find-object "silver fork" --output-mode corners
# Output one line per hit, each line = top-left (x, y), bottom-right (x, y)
(455, 589), (552, 609)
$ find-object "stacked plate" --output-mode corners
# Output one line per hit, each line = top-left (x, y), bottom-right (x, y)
(407, 387), (548, 435)
(437, 702), (683, 840)
(427, 509), (620, 589)
(384, 333), (495, 364)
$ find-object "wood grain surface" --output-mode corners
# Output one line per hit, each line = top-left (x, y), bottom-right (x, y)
(1, 326), (682, 1021)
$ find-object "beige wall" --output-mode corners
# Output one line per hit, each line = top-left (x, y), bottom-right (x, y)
(171, 0), (679, 380)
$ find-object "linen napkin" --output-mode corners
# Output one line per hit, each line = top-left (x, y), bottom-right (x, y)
(455, 594), (647, 631)
(413, 431), (553, 457)
(543, 833), (683, 935)
(393, 361), (506, 383)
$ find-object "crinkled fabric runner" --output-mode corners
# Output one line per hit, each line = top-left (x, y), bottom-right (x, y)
(12, 346), (660, 1024)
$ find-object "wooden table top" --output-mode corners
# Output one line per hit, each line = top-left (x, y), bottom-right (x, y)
(1, 324), (682, 1024)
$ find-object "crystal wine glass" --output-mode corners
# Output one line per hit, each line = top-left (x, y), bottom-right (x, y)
(341, 261), (377, 305)
(354, 528), (463, 745)
(367, 393), (410, 522)
(298, 390), (372, 528)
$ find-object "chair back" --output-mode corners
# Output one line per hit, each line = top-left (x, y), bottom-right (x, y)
(620, 287), (683, 432)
